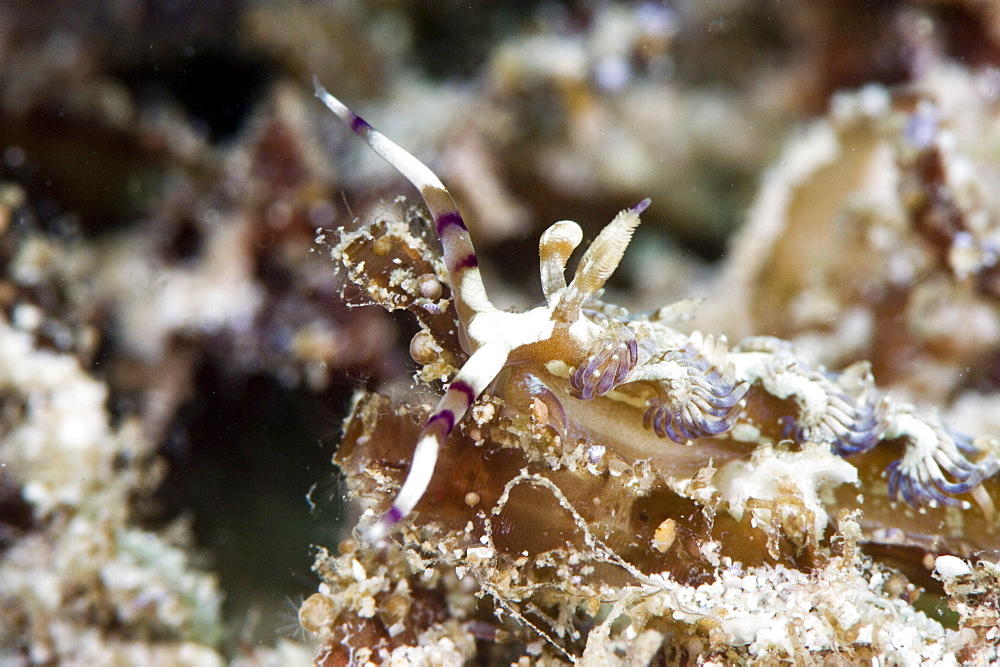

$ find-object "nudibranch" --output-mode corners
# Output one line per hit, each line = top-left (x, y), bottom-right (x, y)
(314, 79), (1000, 542)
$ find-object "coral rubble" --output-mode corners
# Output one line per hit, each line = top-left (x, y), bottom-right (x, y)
(0, 254), (225, 662)
(716, 64), (1000, 408)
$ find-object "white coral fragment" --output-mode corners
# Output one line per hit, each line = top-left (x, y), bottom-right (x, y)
(934, 555), (972, 579)
(715, 443), (859, 533)
(0, 316), (225, 660)
(638, 556), (956, 663)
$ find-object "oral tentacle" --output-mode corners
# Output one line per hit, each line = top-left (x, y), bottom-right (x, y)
(363, 342), (512, 541)
(314, 80), (496, 346)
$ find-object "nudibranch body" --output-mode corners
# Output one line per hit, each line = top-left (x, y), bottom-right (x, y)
(314, 79), (999, 542)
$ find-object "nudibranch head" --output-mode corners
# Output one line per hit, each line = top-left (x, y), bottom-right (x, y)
(315, 80), (656, 540)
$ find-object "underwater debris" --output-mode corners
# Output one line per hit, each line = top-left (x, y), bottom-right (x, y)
(934, 554), (1000, 663)
(715, 64), (1000, 406)
(299, 538), (477, 666)
(305, 78), (1000, 663)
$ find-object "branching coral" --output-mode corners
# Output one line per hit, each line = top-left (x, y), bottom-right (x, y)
(306, 77), (1000, 663)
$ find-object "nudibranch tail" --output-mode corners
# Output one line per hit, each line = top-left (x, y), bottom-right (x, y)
(363, 342), (511, 541)
(314, 79), (495, 341)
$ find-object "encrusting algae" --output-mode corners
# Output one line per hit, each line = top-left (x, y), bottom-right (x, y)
(302, 69), (1000, 665)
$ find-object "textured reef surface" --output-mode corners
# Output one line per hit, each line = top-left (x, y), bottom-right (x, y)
(5, 0), (1000, 664)
(303, 49), (1000, 667)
